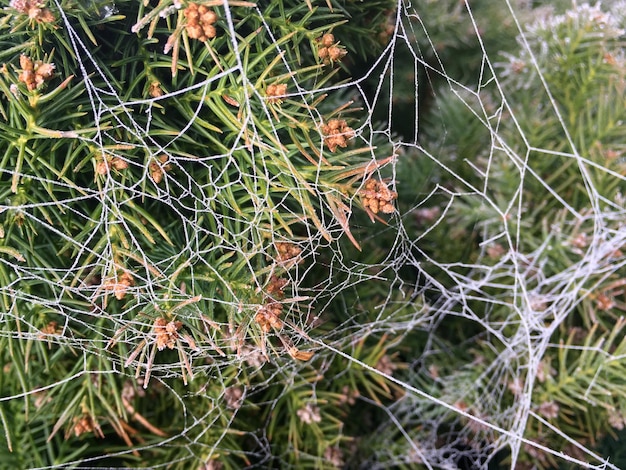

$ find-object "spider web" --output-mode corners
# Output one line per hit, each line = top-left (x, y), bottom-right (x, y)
(1, 0), (625, 469)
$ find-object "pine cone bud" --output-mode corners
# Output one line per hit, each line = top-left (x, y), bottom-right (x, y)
(184, 3), (218, 42)
(359, 178), (398, 215)
(320, 119), (354, 152)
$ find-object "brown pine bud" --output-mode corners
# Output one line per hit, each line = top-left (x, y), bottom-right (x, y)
(359, 179), (397, 215)
(320, 33), (335, 47)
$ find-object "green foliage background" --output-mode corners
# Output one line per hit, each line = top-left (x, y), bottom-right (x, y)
(1, 0), (625, 469)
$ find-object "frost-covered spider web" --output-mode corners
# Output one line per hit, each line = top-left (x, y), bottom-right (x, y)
(1, 0), (626, 469)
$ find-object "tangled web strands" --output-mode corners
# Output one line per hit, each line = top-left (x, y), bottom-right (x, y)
(0, 0), (625, 469)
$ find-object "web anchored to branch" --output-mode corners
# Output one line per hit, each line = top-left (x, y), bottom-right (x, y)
(0, 0), (625, 469)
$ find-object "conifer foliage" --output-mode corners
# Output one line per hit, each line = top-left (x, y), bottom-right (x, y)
(1, 1), (626, 469)
(0, 0), (398, 468)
